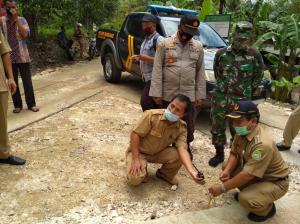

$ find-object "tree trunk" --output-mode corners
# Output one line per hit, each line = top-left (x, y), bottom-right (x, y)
(22, 0), (38, 41)
(219, 0), (225, 14)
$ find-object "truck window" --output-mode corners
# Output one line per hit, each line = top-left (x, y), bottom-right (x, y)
(126, 16), (144, 39)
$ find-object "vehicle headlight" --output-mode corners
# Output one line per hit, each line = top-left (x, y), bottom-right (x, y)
(205, 70), (215, 82)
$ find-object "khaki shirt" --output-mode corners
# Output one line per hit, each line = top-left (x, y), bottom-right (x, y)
(231, 124), (290, 181)
(149, 34), (206, 102)
(0, 31), (11, 92)
(132, 109), (187, 155)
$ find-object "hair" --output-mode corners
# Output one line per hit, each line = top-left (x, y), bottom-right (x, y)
(246, 114), (260, 123)
(170, 94), (192, 113)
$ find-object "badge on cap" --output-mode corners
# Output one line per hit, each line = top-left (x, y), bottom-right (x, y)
(234, 104), (240, 111)
(252, 148), (262, 161)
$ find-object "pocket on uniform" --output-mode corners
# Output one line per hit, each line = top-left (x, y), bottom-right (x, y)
(150, 129), (162, 138)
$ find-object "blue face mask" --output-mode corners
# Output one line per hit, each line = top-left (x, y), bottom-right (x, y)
(234, 126), (250, 136)
(164, 108), (179, 122)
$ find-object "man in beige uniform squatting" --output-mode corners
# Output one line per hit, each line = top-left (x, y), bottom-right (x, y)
(209, 100), (289, 222)
(0, 30), (26, 165)
(126, 94), (205, 186)
(149, 14), (206, 160)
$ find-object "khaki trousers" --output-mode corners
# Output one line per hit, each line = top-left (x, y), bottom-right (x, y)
(222, 160), (289, 216)
(0, 91), (10, 159)
(283, 105), (300, 146)
(126, 147), (182, 186)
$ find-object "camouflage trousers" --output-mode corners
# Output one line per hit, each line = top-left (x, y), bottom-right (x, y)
(210, 93), (239, 147)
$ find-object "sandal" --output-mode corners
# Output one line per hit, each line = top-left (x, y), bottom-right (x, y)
(156, 169), (178, 185)
(13, 108), (22, 113)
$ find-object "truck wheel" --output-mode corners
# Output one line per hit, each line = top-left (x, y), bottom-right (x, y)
(103, 53), (121, 83)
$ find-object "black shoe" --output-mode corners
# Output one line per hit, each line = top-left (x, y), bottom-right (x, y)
(276, 142), (291, 151)
(208, 154), (224, 167)
(248, 203), (276, 222)
(0, 156), (26, 165)
(234, 192), (239, 202)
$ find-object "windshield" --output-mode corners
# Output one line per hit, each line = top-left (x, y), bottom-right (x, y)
(160, 18), (227, 48)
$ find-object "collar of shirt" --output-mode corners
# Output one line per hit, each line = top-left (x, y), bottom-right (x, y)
(160, 112), (180, 128)
(246, 124), (260, 142)
(145, 31), (157, 41)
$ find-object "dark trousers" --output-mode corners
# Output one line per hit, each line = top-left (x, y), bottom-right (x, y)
(12, 63), (36, 109)
(140, 81), (160, 112)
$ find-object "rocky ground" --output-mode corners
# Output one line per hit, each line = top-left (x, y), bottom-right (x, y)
(1, 89), (300, 224)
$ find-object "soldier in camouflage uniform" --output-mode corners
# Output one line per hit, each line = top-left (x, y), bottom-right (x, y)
(209, 22), (265, 167)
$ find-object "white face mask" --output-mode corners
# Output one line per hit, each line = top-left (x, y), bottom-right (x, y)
(164, 108), (179, 122)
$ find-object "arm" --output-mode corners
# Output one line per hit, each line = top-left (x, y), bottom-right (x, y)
(132, 54), (154, 64)
(2, 52), (16, 94)
(220, 152), (239, 181)
(178, 146), (205, 184)
(195, 47), (206, 104)
(129, 131), (142, 175)
(16, 18), (29, 38)
(149, 40), (165, 99)
(252, 50), (265, 90)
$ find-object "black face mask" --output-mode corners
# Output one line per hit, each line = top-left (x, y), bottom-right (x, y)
(143, 27), (152, 37)
(6, 9), (12, 17)
(179, 30), (193, 43)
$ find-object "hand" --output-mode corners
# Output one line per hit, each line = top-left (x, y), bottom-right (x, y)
(129, 158), (142, 176)
(209, 184), (222, 197)
(10, 8), (18, 21)
(131, 55), (140, 61)
(7, 78), (16, 95)
(190, 170), (206, 185)
(194, 98), (202, 108)
(219, 170), (230, 182)
(153, 97), (163, 105)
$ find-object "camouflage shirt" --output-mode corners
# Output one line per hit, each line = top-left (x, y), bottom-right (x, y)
(213, 45), (265, 103)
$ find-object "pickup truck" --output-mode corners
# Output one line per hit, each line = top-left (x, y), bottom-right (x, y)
(96, 5), (266, 107)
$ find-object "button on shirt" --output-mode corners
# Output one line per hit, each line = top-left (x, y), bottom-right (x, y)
(132, 109), (187, 155)
(139, 32), (162, 82)
(231, 124), (290, 182)
(0, 31), (12, 92)
(149, 34), (206, 102)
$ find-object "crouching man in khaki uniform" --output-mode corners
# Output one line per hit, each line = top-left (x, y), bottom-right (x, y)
(126, 94), (205, 186)
(209, 100), (289, 222)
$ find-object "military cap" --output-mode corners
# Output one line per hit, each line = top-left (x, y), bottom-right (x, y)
(226, 100), (259, 119)
(180, 14), (200, 36)
(235, 21), (253, 39)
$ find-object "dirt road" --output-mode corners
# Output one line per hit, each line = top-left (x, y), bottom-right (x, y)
(1, 59), (300, 223)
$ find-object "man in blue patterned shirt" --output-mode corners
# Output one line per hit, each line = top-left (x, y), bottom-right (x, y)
(132, 14), (163, 111)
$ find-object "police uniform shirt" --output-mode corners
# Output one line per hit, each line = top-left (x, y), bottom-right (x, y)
(231, 124), (290, 181)
(149, 34), (206, 102)
(132, 109), (187, 155)
(0, 31), (11, 92)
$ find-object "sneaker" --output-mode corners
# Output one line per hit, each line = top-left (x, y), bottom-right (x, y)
(0, 156), (26, 165)
(276, 142), (291, 151)
(248, 203), (276, 222)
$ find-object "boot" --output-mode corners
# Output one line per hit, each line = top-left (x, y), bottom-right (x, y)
(208, 145), (224, 167)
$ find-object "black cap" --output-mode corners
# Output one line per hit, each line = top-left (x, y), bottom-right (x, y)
(180, 14), (200, 36)
(226, 100), (259, 119)
(141, 14), (159, 23)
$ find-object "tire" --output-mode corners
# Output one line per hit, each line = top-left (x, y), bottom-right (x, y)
(103, 53), (121, 83)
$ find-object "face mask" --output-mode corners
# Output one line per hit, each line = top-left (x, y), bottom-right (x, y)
(6, 9), (12, 17)
(179, 30), (193, 43)
(164, 108), (179, 122)
(234, 126), (250, 136)
(143, 27), (152, 36)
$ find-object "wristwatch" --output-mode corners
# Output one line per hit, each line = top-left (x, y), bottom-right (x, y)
(220, 182), (227, 193)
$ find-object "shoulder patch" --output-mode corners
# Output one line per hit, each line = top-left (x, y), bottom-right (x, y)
(252, 148), (263, 161)
(254, 135), (262, 145)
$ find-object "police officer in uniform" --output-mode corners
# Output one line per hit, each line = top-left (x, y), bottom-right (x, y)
(209, 100), (289, 222)
(0, 30), (26, 165)
(131, 14), (163, 111)
(209, 22), (265, 167)
(149, 14), (206, 159)
(126, 94), (205, 186)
